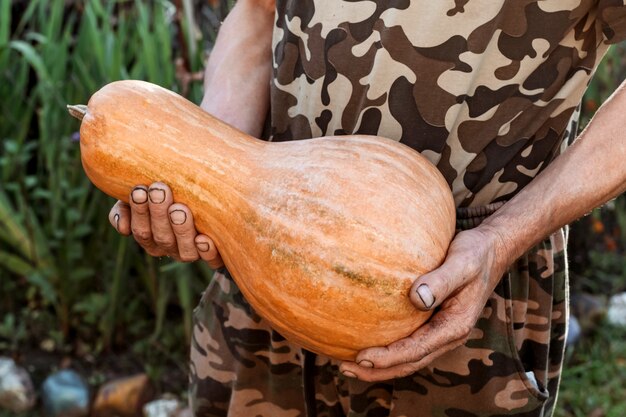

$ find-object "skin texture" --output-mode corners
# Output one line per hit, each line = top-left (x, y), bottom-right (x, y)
(110, 0), (626, 382)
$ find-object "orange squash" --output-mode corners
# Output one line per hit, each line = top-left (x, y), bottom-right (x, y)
(68, 80), (456, 360)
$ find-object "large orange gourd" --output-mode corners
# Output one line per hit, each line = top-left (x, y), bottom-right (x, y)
(69, 80), (456, 360)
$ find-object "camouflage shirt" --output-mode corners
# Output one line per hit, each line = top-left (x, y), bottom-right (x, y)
(269, 0), (626, 207)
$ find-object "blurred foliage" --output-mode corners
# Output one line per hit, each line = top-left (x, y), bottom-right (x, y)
(556, 43), (626, 417)
(556, 322), (626, 417)
(569, 43), (626, 297)
(0, 0), (231, 380)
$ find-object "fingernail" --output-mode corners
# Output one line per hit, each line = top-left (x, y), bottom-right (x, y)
(131, 187), (148, 204)
(417, 284), (435, 309)
(149, 187), (166, 204)
(169, 209), (186, 225)
(358, 360), (374, 368)
(196, 242), (210, 252)
(342, 371), (356, 379)
(113, 213), (120, 231)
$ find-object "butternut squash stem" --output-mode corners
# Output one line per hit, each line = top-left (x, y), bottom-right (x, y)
(67, 104), (88, 121)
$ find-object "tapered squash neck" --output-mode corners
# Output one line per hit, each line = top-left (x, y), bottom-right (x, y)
(73, 80), (266, 214)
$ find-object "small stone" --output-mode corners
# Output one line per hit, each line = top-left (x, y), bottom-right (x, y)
(92, 373), (154, 417)
(40, 338), (56, 352)
(566, 315), (581, 347)
(570, 292), (606, 332)
(607, 292), (626, 327)
(41, 369), (90, 417)
(0, 358), (36, 412)
(143, 398), (182, 417)
(175, 407), (193, 417)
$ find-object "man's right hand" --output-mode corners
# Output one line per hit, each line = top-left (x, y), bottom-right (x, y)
(108, 182), (224, 269)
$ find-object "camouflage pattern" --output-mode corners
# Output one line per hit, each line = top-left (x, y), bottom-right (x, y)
(190, 1), (626, 416)
(270, 0), (626, 207)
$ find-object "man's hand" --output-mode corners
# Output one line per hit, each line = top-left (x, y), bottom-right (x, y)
(105, 0), (272, 269)
(339, 227), (509, 382)
(108, 181), (224, 269)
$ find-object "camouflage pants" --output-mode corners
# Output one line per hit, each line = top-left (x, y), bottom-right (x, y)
(189, 203), (568, 417)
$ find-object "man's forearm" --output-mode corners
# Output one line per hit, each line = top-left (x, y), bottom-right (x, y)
(201, 0), (275, 137)
(479, 80), (626, 265)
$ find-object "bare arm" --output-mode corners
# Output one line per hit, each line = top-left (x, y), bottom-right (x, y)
(201, 0), (275, 136)
(341, 80), (626, 381)
(482, 80), (626, 264)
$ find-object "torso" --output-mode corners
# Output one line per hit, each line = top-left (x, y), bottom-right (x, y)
(270, 0), (612, 206)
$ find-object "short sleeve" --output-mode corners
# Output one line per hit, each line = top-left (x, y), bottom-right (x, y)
(597, 0), (626, 44)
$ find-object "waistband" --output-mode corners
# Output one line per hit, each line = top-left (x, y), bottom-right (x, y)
(456, 201), (506, 231)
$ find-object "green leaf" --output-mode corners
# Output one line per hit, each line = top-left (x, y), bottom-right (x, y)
(70, 224), (92, 238)
(101, 237), (128, 348)
(150, 275), (172, 343)
(25, 271), (58, 305)
(0, 250), (34, 276)
(0, 0), (9, 47)
(32, 188), (52, 199)
(0, 189), (34, 259)
(24, 31), (48, 45)
(175, 269), (193, 341)
(9, 40), (51, 85)
(68, 267), (95, 281)
(24, 176), (38, 189)
(4, 139), (19, 154)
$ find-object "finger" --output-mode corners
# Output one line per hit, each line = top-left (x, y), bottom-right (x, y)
(339, 338), (465, 382)
(129, 185), (166, 257)
(148, 182), (178, 255)
(195, 235), (225, 269)
(168, 203), (199, 262)
(129, 185), (156, 247)
(109, 201), (131, 236)
(409, 253), (477, 311)
(354, 308), (472, 370)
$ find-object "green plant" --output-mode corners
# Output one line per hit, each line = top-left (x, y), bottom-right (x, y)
(569, 42), (626, 296)
(0, 0), (216, 363)
(556, 322), (626, 417)
(558, 41), (626, 416)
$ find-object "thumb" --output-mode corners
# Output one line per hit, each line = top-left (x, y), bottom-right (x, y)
(409, 258), (471, 311)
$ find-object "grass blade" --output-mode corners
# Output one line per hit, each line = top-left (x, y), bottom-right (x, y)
(0, 0), (10, 46)
(9, 40), (51, 86)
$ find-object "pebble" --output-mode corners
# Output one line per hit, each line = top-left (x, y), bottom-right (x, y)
(41, 369), (90, 417)
(566, 315), (581, 347)
(143, 398), (182, 417)
(175, 407), (193, 417)
(0, 357), (36, 412)
(607, 292), (626, 327)
(570, 292), (606, 332)
(92, 373), (154, 417)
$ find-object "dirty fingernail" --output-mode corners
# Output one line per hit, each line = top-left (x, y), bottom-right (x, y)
(149, 188), (166, 204)
(113, 213), (120, 230)
(169, 209), (186, 225)
(131, 187), (148, 204)
(342, 371), (356, 379)
(196, 242), (210, 252)
(417, 284), (435, 309)
(358, 360), (374, 368)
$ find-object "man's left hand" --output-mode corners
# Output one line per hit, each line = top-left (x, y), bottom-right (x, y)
(339, 227), (510, 382)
